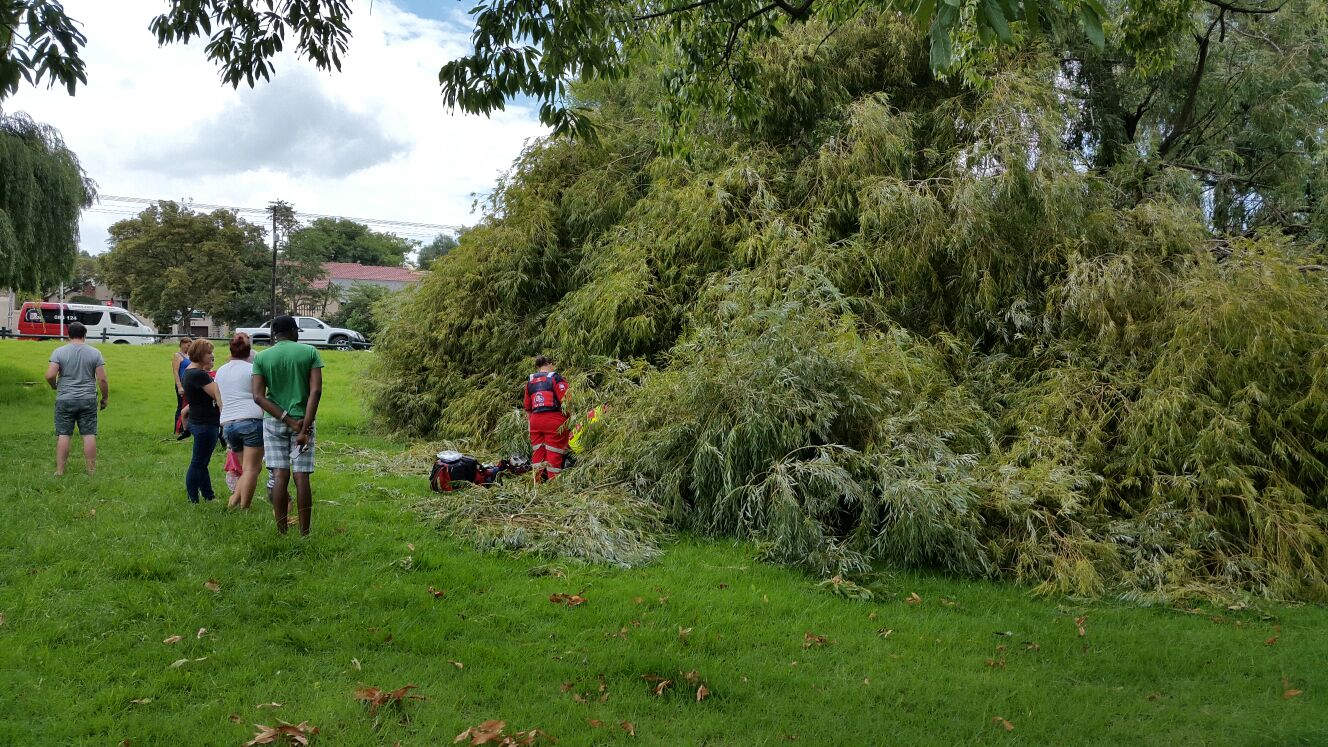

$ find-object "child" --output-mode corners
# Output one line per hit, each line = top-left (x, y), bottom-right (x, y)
(224, 449), (243, 494)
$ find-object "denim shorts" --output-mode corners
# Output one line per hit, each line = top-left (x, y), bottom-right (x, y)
(223, 418), (263, 451)
(55, 398), (98, 436)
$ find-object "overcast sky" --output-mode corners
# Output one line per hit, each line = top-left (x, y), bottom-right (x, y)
(6, 0), (547, 255)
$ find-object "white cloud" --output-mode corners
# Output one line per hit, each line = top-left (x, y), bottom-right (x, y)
(5, 0), (547, 252)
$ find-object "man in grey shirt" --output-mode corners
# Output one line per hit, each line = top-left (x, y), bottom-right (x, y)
(44, 321), (109, 475)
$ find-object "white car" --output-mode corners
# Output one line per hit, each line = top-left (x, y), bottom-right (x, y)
(17, 301), (158, 344)
(235, 316), (366, 349)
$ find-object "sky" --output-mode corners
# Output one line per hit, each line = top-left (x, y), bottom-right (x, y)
(6, 0), (548, 254)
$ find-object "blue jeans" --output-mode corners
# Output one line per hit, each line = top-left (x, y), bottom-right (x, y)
(186, 422), (220, 502)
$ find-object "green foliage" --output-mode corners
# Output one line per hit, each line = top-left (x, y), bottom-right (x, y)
(373, 11), (1328, 603)
(417, 233), (459, 268)
(328, 284), (394, 342)
(287, 217), (413, 267)
(100, 201), (268, 330)
(0, 112), (94, 293)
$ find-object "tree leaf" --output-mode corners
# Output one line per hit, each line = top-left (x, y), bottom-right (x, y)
(1079, 4), (1104, 48)
(982, 0), (1014, 43)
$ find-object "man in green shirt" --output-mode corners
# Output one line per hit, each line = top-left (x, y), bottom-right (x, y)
(251, 316), (324, 536)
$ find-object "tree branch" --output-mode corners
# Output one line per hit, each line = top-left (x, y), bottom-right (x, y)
(1158, 13), (1221, 159)
(722, 2), (782, 65)
(1200, 0), (1285, 14)
(633, 0), (728, 23)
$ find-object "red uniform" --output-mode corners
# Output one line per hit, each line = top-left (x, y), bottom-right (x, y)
(524, 371), (570, 480)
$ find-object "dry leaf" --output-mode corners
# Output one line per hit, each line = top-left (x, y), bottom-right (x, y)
(802, 631), (830, 649)
(620, 720), (636, 737)
(718, 583), (728, 589)
(1266, 636), (1279, 646)
(1023, 642), (1040, 651)
(354, 684), (424, 716)
(548, 592), (587, 607)
(229, 713), (243, 724)
(1075, 615), (1088, 637)
(863, 677), (871, 685)
(243, 720), (320, 747)
(678, 626), (693, 641)
(428, 586), (446, 599)
(985, 657), (1007, 669)
(204, 579), (221, 593)
(992, 717), (1015, 732)
(407, 543), (415, 551)
(559, 682), (573, 693)
(448, 660), (465, 669)
(868, 611), (878, 621)
(169, 658), (190, 668)
(256, 702), (283, 709)
(1282, 674), (1303, 699)
(162, 635), (183, 645)
(876, 628), (894, 638)
(1285, 689), (1304, 699)
(130, 698), (152, 705)
(657, 595), (670, 605)
(454, 719), (505, 745)
(351, 658), (362, 671)
(905, 592), (922, 605)
(939, 597), (957, 607)
(587, 719), (604, 728)
(196, 628), (207, 639)
(696, 684), (710, 702)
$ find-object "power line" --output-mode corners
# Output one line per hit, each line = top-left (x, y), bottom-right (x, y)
(93, 194), (464, 238)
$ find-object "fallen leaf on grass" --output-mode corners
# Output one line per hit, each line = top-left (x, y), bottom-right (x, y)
(196, 628), (207, 639)
(448, 660), (465, 669)
(244, 720), (319, 747)
(354, 684), (425, 716)
(256, 702), (283, 709)
(876, 628), (894, 638)
(548, 593), (586, 607)
(657, 596), (670, 605)
(678, 626), (693, 641)
(559, 682), (573, 693)
(631, 596), (643, 605)
(620, 720), (636, 736)
(587, 719), (604, 728)
(1075, 615), (1088, 637)
(229, 714), (243, 723)
(162, 635), (183, 645)
(204, 579), (221, 593)
(0, 612), (5, 627)
(1282, 674), (1303, 699)
(718, 583), (728, 589)
(696, 684), (710, 702)
(868, 611), (878, 621)
(453, 719), (555, 745)
(1023, 642), (1040, 651)
(641, 675), (673, 697)
(351, 658), (362, 671)
(802, 631), (831, 649)
(407, 543), (415, 552)
(428, 586), (446, 599)
(1265, 636), (1279, 646)
(985, 657), (1007, 669)
(939, 597), (957, 607)
(991, 717), (1015, 732)
(169, 658), (190, 668)
(129, 698), (152, 705)
(905, 593), (922, 606)
(863, 678), (871, 685)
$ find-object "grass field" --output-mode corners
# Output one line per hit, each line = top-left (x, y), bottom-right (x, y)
(0, 341), (1324, 745)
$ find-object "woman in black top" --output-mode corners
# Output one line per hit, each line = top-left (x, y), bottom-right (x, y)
(181, 338), (223, 503)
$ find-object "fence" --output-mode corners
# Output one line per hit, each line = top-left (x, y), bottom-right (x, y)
(0, 327), (370, 349)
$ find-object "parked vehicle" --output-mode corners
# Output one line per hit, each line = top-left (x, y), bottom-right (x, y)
(16, 302), (158, 344)
(235, 316), (366, 350)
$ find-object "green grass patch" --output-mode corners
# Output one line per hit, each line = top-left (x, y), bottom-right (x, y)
(0, 341), (1324, 745)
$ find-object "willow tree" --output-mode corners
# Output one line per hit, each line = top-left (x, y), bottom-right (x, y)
(384, 1), (1328, 604)
(0, 112), (94, 293)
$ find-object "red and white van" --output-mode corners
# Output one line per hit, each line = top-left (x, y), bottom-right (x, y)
(17, 302), (158, 344)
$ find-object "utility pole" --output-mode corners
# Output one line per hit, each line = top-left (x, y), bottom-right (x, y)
(266, 200), (291, 321)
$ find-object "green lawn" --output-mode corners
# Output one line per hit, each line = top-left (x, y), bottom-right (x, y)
(0, 341), (1324, 745)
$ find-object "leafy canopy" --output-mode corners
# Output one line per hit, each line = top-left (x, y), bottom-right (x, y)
(0, 112), (94, 293)
(286, 217), (413, 267)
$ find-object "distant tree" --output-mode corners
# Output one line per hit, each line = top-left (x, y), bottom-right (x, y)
(0, 112), (95, 292)
(45, 250), (100, 299)
(100, 201), (267, 330)
(416, 233), (459, 268)
(286, 217), (413, 267)
(329, 283), (393, 342)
